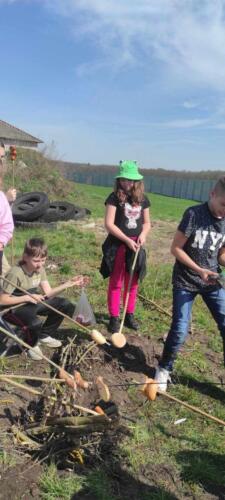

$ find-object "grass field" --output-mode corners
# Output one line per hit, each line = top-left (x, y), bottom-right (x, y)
(1, 171), (225, 499)
(64, 182), (198, 220)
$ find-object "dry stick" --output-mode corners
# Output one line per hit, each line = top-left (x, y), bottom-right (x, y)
(138, 293), (172, 318)
(68, 405), (98, 416)
(158, 389), (225, 427)
(1, 275), (108, 344)
(27, 423), (110, 436)
(76, 341), (96, 366)
(138, 294), (194, 335)
(61, 334), (77, 369)
(46, 415), (108, 426)
(0, 374), (64, 383)
(0, 375), (41, 396)
(0, 369), (98, 416)
(0, 323), (71, 377)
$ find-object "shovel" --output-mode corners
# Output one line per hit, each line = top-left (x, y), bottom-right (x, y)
(111, 247), (140, 348)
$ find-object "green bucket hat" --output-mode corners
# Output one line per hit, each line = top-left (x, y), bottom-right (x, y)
(115, 160), (143, 181)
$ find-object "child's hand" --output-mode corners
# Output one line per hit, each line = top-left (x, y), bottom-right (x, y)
(25, 294), (43, 304)
(199, 269), (219, 283)
(66, 275), (90, 288)
(137, 234), (146, 246)
(6, 188), (17, 203)
(126, 239), (139, 252)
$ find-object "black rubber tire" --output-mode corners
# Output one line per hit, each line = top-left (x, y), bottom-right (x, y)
(73, 206), (88, 220)
(15, 220), (57, 230)
(38, 201), (75, 222)
(12, 192), (49, 221)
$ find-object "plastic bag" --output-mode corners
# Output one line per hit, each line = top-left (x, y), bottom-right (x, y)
(73, 288), (96, 326)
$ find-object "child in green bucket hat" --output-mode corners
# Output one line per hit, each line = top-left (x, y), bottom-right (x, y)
(100, 160), (151, 334)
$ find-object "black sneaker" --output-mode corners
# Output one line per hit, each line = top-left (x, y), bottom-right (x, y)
(124, 313), (139, 331)
(108, 316), (120, 333)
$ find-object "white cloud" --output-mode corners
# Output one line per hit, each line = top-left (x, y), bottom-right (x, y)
(5, 0), (225, 92)
(41, 0), (225, 91)
(183, 100), (199, 109)
(3, 0), (225, 92)
(157, 119), (208, 129)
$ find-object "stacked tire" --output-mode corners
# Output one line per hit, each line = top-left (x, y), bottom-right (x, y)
(12, 192), (90, 229)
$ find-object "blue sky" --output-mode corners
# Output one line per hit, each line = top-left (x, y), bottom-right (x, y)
(1, 0), (225, 171)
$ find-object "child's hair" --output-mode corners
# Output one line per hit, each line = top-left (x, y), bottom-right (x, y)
(20, 238), (48, 264)
(213, 176), (225, 196)
(114, 179), (145, 205)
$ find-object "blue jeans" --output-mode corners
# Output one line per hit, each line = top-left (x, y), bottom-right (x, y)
(160, 287), (225, 371)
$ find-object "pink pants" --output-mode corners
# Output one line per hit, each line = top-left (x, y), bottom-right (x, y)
(107, 243), (139, 317)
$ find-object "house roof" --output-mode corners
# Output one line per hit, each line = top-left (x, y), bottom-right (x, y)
(0, 119), (43, 144)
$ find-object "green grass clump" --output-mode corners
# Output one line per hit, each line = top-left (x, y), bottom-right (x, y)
(39, 464), (85, 499)
(39, 464), (118, 500)
(59, 263), (72, 275)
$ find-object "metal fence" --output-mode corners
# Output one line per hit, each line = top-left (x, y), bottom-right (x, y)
(66, 170), (217, 202)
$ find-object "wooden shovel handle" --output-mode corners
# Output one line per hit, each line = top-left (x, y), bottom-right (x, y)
(119, 247), (140, 335)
